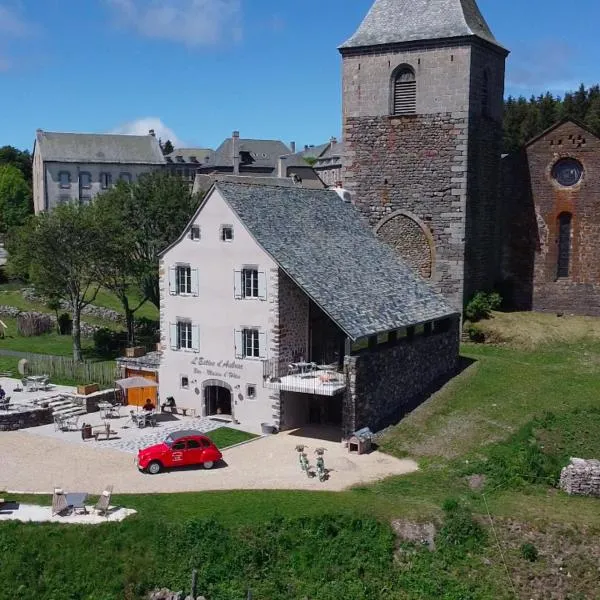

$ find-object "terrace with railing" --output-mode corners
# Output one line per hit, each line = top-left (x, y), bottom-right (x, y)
(262, 359), (346, 396)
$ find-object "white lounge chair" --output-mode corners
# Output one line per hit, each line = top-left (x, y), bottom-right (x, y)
(52, 488), (69, 516)
(94, 485), (113, 517)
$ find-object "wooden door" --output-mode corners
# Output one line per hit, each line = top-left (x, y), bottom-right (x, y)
(125, 370), (158, 407)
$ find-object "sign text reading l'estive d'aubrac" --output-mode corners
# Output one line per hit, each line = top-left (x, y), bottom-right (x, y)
(191, 357), (244, 380)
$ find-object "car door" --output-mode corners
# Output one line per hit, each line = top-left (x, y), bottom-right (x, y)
(186, 438), (204, 465)
(168, 440), (187, 467)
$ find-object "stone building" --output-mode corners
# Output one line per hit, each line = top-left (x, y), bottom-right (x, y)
(158, 180), (459, 436)
(500, 119), (600, 315)
(339, 0), (509, 310)
(313, 138), (344, 188)
(32, 129), (165, 213)
(165, 148), (215, 187)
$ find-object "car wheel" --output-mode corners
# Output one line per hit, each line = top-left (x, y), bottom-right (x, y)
(147, 460), (162, 475)
(203, 461), (215, 470)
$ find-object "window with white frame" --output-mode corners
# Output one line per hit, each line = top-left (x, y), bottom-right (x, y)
(169, 265), (198, 296)
(243, 329), (260, 358)
(170, 320), (199, 352)
(59, 171), (71, 188)
(221, 225), (233, 242)
(176, 265), (192, 295)
(243, 269), (259, 298)
(234, 269), (266, 300)
(234, 328), (266, 359)
(190, 225), (201, 241)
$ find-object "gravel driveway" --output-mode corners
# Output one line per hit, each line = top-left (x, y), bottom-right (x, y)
(0, 429), (417, 495)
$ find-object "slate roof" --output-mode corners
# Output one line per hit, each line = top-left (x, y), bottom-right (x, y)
(314, 141), (344, 169)
(340, 0), (503, 50)
(211, 138), (292, 169)
(35, 131), (166, 164)
(215, 182), (457, 339)
(166, 148), (214, 165)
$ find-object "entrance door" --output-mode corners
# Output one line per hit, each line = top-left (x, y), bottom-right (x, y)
(204, 386), (232, 416)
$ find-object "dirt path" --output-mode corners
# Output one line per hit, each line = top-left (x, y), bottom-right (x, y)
(0, 430), (417, 494)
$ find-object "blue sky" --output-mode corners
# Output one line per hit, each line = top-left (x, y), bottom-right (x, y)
(1, 0), (598, 151)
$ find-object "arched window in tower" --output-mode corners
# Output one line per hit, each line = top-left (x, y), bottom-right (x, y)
(557, 212), (573, 279)
(482, 70), (490, 117)
(392, 67), (416, 115)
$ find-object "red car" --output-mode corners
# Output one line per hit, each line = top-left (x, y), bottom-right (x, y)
(137, 430), (222, 474)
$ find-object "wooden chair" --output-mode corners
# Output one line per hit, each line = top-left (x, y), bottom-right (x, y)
(52, 488), (69, 516)
(94, 485), (114, 517)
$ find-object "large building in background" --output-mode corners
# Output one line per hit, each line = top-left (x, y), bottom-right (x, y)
(339, 0), (509, 310)
(32, 129), (165, 213)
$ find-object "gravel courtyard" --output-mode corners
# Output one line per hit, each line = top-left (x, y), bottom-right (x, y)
(0, 427), (417, 495)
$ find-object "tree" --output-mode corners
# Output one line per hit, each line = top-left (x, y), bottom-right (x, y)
(0, 146), (32, 184)
(6, 203), (110, 361)
(162, 139), (174, 156)
(584, 95), (600, 137)
(96, 172), (201, 313)
(0, 164), (33, 233)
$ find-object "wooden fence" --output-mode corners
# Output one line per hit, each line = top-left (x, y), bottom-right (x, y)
(23, 353), (118, 386)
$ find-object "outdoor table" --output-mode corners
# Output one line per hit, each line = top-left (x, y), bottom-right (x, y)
(66, 492), (88, 514)
(98, 402), (113, 419)
(26, 375), (46, 391)
(290, 362), (317, 374)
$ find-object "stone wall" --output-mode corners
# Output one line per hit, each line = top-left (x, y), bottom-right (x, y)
(501, 121), (600, 315)
(276, 271), (309, 365)
(559, 458), (600, 498)
(342, 317), (460, 436)
(0, 406), (52, 431)
(343, 112), (468, 310)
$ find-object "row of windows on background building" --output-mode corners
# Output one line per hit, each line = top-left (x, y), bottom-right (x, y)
(58, 171), (133, 189)
(170, 321), (266, 360)
(169, 265), (267, 300)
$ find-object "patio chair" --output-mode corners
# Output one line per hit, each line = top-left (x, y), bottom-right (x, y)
(107, 404), (121, 419)
(94, 485), (113, 517)
(20, 378), (29, 391)
(0, 397), (10, 411)
(52, 488), (70, 516)
(53, 415), (67, 432)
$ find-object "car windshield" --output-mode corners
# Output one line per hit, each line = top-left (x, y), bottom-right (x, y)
(164, 435), (175, 448)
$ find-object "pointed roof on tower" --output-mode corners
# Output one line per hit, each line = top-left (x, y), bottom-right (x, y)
(340, 0), (505, 51)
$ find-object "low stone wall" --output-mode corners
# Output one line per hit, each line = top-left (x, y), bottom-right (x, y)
(343, 318), (460, 436)
(559, 458), (600, 498)
(149, 590), (204, 600)
(0, 406), (52, 431)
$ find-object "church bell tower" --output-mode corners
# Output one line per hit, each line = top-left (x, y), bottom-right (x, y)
(339, 0), (509, 309)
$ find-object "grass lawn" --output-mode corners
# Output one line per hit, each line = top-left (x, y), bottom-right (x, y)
(1, 317), (600, 599)
(206, 427), (258, 449)
(90, 287), (159, 321)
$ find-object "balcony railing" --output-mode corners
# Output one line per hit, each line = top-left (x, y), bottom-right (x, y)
(262, 359), (346, 396)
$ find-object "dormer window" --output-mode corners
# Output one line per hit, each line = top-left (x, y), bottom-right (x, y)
(176, 156), (184, 163)
(392, 66), (416, 115)
(189, 156), (198, 163)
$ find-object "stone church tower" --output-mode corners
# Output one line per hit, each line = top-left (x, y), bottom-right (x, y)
(339, 0), (509, 309)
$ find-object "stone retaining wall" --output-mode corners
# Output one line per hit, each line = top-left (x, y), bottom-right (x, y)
(559, 458), (600, 498)
(0, 406), (52, 431)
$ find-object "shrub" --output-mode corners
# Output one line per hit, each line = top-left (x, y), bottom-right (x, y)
(465, 291), (502, 322)
(135, 317), (160, 347)
(57, 312), (72, 335)
(93, 327), (127, 357)
(438, 501), (486, 550)
(466, 324), (486, 343)
(520, 542), (539, 562)
(16, 312), (53, 337)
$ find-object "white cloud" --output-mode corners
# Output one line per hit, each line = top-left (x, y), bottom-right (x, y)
(0, 4), (37, 37)
(106, 0), (242, 46)
(111, 117), (185, 147)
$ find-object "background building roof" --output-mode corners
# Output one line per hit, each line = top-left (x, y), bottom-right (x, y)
(216, 182), (457, 339)
(211, 138), (292, 170)
(35, 131), (166, 164)
(165, 148), (214, 165)
(340, 0), (502, 50)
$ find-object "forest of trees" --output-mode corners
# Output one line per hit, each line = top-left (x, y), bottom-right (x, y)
(503, 84), (600, 154)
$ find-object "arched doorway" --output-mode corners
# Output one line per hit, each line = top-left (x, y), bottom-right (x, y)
(204, 384), (232, 417)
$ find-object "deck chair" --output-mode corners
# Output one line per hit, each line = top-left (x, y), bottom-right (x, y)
(94, 485), (113, 517)
(52, 488), (69, 516)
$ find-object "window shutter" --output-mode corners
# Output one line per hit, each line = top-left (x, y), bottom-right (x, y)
(393, 69), (416, 115)
(234, 330), (243, 358)
(191, 269), (199, 297)
(192, 324), (200, 353)
(170, 323), (178, 350)
(169, 267), (177, 295)
(259, 332), (267, 359)
(234, 270), (243, 299)
(258, 271), (267, 301)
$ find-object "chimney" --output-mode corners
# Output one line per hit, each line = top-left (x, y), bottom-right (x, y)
(277, 155), (288, 179)
(304, 144), (309, 151)
(149, 129), (156, 137)
(290, 141), (296, 154)
(232, 130), (240, 174)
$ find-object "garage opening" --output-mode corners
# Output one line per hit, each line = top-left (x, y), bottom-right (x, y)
(204, 385), (232, 417)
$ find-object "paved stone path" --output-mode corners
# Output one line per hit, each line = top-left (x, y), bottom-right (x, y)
(101, 417), (223, 453)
